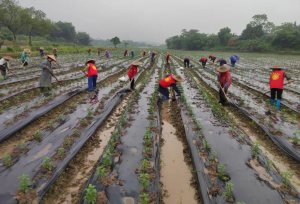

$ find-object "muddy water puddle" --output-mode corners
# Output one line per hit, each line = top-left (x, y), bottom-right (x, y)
(160, 102), (197, 204)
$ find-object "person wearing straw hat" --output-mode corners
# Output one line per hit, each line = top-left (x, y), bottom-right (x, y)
(234, 55), (240, 61)
(209, 55), (216, 65)
(124, 49), (128, 57)
(39, 47), (44, 57)
(199, 57), (207, 68)
(216, 65), (231, 106)
(230, 56), (236, 67)
(20, 49), (31, 67)
(184, 57), (190, 68)
(165, 53), (170, 64)
(142, 50), (146, 57)
(127, 61), (142, 90)
(105, 49), (110, 58)
(131, 50), (134, 59)
(269, 65), (291, 111)
(83, 59), (98, 94)
(158, 74), (184, 101)
(151, 51), (156, 63)
(53, 48), (57, 57)
(217, 58), (227, 66)
(0, 56), (12, 80)
(40, 55), (56, 94)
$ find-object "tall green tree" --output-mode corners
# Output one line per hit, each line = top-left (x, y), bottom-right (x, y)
(0, 0), (28, 44)
(76, 32), (91, 46)
(110, 36), (121, 47)
(218, 27), (232, 46)
(55, 21), (76, 42)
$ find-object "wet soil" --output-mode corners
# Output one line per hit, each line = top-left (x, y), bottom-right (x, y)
(14, 190), (40, 204)
(160, 101), (199, 204)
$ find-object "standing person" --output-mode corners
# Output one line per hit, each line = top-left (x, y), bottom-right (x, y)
(83, 59), (98, 94)
(217, 58), (227, 66)
(39, 55), (56, 95)
(105, 49), (110, 58)
(209, 55), (216, 65)
(199, 57), (207, 68)
(127, 61), (142, 90)
(53, 48), (57, 57)
(230, 56), (236, 67)
(20, 49), (31, 68)
(184, 57), (190, 68)
(158, 74), (184, 100)
(124, 49), (128, 57)
(131, 50), (134, 59)
(0, 56), (12, 80)
(142, 50), (146, 57)
(234, 55), (240, 61)
(151, 51), (156, 63)
(88, 48), (91, 56)
(39, 47), (44, 57)
(165, 53), (170, 64)
(269, 65), (291, 111)
(97, 48), (101, 56)
(217, 65), (231, 106)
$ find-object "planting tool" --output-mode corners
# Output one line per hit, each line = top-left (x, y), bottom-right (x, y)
(6, 67), (18, 78)
(20, 52), (32, 68)
(82, 70), (88, 77)
(46, 67), (62, 85)
(128, 77), (134, 89)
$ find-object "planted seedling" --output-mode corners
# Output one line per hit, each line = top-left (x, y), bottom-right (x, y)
(58, 114), (63, 121)
(204, 138), (210, 150)
(281, 171), (292, 189)
(81, 118), (87, 125)
(223, 183), (233, 199)
(103, 151), (112, 167)
(84, 184), (97, 204)
(218, 164), (227, 180)
(48, 120), (54, 129)
(96, 165), (106, 179)
(15, 96), (20, 103)
(3, 154), (11, 166)
(252, 142), (260, 158)
(4, 100), (9, 109)
(65, 138), (71, 146)
(139, 173), (150, 190)
(139, 193), (149, 204)
(292, 131), (300, 145)
(210, 151), (218, 161)
(74, 129), (79, 135)
(34, 99), (39, 106)
(20, 142), (26, 149)
(18, 174), (31, 193)
(34, 130), (42, 140)
(141, 159), (149, 171)
(24, 102), (28, 111)
(266, 160), (273, 171)
(58, 148), (64, 158)
(237, 202), (246, 204)
(42, 157), (52, 170)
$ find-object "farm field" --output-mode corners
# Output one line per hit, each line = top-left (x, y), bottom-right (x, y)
(0, 50), (300, 204)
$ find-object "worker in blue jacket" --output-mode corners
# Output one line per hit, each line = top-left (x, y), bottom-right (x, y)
(230, 56), (236, 67)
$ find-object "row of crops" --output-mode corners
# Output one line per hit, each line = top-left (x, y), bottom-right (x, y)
(0, 49), (300, 204)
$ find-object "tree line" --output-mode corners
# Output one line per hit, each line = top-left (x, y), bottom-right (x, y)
(166, 14), (300, 52)
(91, 38), (153, 48)
(0, 0), (91, 46)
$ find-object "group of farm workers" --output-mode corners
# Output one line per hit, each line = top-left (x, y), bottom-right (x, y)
(88, 48), (110, 58)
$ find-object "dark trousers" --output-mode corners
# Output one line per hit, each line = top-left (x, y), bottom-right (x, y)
(54, 54), (57, 57)
(129, 78), (135, 89)
(202, 62), (206, 68)
(158, 84), (169, 98)
(88, 75), (98, 92)
(0, 65), (7, 75)
(184, 59), (190, 68)
(219, 87), (228, 105)
(21, 61), (28, 66)
(166, 59), (169, 64)
(212, 57), (216, 62)
(271, 88), (283, 100)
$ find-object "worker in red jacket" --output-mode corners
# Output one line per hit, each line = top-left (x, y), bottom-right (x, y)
(124, 50), (128, 57)
(269, 65), (291, 111)
(83, 59), (98, 93)
(165, 53), (170, 64)
(142, 50), (146, 57)
(158, 74), (184, 100)
(127, 61), (142, 90)
(97, 48), (101, 56)
(209, 55), (216, 65)
(88, 48), (91, 56)
(216, 65), (231, 106)
(199, 57), (207, 68)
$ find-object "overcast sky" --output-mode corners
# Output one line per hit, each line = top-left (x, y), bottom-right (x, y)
(19, 0), (300, 44)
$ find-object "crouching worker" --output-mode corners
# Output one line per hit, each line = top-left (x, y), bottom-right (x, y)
(83, 59), (98, 93)
(230, 56), (236, 67)
(0, 56), (13, 80)
(269, 65), (291, 111)
(40, 55), (56, 95)
(158, 75), (184, 101)
(128, 61), (142, 90)
(216, 65), (231, 106)
(199, 57), (207, 68)
(209, 55), (216, 65)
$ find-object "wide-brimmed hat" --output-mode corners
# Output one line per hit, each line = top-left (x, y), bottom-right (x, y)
(216, 65), (230, 73)
(270, 65), (283, 69)
(53, 48), (57, 50)
(131, 61), (143, 66)
(173, 75), (185, 82)
(3, 56), (13, 61)
(47, 55), (56, 62)
(40, 47), (44, 50)
(153, 51), (156, 54)
(24, 49), (31, 53)
(85, 59), (95, 65)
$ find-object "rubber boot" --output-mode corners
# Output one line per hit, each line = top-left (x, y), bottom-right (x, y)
(276, 99), (281, 111)
(164, 96), (168, 101)
(270, 99), (275, 106)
